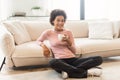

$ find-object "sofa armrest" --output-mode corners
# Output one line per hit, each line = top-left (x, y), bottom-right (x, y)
(0, 30), (15, 57)
(0, 26), (16, 67)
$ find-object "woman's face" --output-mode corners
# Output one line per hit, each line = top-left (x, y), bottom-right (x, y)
(53, 15), (65, 31)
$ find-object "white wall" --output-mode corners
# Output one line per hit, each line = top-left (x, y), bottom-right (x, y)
(0, 0), (12, 20)
(10, 0), (48, 16)
(107, 0), (120, 20)
(48, 0), (80, 20)
(85, 0), (120, 20)
(0, 0), (48, 20)
(85, 0), (108, 20)
(0, 0), (80, 20)
(1, 0), (120, 20)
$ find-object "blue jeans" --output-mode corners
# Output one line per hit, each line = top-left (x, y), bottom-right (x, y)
(49, 56), (103, 78)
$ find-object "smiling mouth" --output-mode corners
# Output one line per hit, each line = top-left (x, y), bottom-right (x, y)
(58, 26), (63, 29)
(57, 27), (63, 31)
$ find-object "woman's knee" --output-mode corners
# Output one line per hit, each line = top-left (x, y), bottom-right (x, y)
(49, 59), (57, 65)
(93, 56), (103, 65)
(49, 59), (60, 67)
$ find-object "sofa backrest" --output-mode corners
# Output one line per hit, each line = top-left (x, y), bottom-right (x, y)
(22, 21), (52, 41)
(22, 20), (89, 41)
(65, 20), (89, 38)
(2, 20), (120, 43)
(23, 20), (120, 41)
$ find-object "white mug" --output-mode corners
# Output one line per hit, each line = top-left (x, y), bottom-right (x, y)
(58, 34), (65, 41)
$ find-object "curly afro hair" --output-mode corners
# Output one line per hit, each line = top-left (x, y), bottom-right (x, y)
(49, 9), (67, 25)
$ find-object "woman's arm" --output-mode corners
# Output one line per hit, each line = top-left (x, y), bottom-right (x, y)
(62, 31), (76, 54)
(36, 30), (51, 58)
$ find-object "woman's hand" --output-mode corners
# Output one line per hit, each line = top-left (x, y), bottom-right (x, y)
(41, 43), (50, 58)
(43, 47), (50, 58)
(62, 35), (68, 41)
(62, 34), (72, 46)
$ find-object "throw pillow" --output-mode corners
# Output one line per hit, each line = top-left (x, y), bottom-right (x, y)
(3, 21), (31, 45)
(88, 21), (113, 39)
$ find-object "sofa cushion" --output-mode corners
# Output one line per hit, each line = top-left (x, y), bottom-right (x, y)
(88, 21), (113, 39)
(75, 38), (120, 54)
(12, 41), (51, 66)
(12, 41), (44, 57)
(65, 21), (88, 38)
(22, 21), (52, 41)
(2, 21), (31, 45)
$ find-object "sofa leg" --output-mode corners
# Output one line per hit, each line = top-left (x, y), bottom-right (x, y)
(0, 57), (6, 71)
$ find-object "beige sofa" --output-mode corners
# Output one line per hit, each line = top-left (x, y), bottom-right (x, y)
(0, 20), (120, 68)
